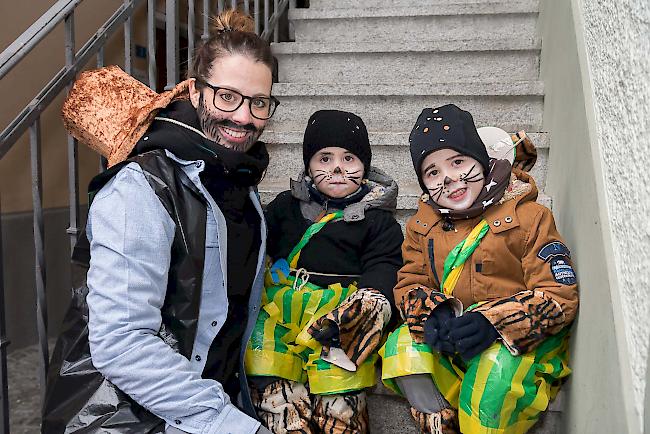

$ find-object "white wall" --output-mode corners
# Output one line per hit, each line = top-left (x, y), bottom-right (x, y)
(580, 0), (650, 426)
(539, 0), (649, 431)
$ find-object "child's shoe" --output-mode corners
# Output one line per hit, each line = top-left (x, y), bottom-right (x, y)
(410, 406), (460, 434)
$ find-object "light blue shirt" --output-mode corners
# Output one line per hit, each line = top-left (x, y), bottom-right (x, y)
(86, 151), (266, 434)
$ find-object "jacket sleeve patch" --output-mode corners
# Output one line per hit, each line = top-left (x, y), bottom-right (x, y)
(537, 241), (571, 262)
(550, 257), (577, 285)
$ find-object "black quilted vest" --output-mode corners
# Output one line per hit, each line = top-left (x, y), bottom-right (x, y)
(42, 150), (210, 433)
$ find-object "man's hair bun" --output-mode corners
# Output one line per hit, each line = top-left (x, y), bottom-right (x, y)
(190, 8), (273, 82)
(210, 9), (255, 34)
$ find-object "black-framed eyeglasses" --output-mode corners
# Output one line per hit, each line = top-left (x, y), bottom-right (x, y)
(195, 78), (279, 120)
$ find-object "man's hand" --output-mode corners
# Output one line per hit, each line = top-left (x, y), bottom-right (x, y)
(447, 312), (499, 362)
(423, 302), (456, 356)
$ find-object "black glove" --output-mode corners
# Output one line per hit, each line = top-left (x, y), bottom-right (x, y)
(423, 302), (456, 356)
(309, 318), (341, 348)
(447, 312), (499, 362)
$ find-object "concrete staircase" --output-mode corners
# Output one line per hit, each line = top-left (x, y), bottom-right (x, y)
(260, 0), (553, 223)
(260, 0), (561, 432)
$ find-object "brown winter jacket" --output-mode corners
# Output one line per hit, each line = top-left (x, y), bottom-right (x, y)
(395, 170), (578, 356)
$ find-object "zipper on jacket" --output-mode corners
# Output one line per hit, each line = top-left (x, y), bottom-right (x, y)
(428, 238), (441, 290)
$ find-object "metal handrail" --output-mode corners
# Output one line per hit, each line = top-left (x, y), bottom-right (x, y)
(0, 0), (145, 160)
(261, 0), (290, 41)
(0, 0), (84, 80)
(0, 0), (292, 432)
(0, 194), (8, 433)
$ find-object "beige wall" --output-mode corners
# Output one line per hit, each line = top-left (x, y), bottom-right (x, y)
(539, 0), (642, 432)
(0, 0), (150, 349)
(0, 0), (149, 214)
(580, 0), (650, 427)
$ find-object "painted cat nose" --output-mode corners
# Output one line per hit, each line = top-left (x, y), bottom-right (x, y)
(333, 166), (342, 174)
(444, 176), (453, 185)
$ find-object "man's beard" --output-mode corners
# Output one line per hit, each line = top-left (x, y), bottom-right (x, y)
(197, 94), (263, 152)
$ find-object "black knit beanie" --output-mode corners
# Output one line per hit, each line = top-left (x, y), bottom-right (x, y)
(303, 110), (372, 175)
(409, 104), (490, 192)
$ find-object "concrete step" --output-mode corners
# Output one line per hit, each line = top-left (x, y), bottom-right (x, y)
(309, 0), (540, 10)
(261, 131), (550, 190)
(367, 384), (563, 434)
(268, 81), (545, 133)
(289, 1), (539, 43)
(272, 39), (541, 83)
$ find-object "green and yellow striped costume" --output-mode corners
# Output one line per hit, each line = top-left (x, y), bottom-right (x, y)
(245, 211), (377, 395)
(380, 219), (571, 434)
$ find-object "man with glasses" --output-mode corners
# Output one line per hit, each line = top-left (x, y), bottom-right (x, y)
(43, 10), (276, 434)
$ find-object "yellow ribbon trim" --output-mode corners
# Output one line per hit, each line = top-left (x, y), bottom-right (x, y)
(289, 212), (342, 269)
(443, 219), (489, 296)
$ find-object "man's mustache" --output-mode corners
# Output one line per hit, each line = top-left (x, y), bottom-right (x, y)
(213, 119), (258, 133)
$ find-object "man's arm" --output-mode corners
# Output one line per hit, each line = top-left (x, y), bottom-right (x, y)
(86, 164), (260, 434)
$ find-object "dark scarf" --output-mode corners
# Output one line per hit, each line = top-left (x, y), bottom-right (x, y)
(428, 158), (512, 220)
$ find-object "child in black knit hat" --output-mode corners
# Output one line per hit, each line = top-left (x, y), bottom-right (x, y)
(380, 104), (578, 434)
(245, 110), (404, 433)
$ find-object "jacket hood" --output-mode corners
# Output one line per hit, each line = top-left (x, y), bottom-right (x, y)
(500, 168), (538, 206)
(290, 166), (399, 222)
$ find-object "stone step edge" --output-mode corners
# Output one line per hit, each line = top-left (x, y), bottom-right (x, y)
(271, 38), (541, 54)
(290, 1), (539, 20)
(258, 180), (552, 210)
(307, 0), (538, 9)
(261, 131), (550, 149)
(272, 81), (544, 97)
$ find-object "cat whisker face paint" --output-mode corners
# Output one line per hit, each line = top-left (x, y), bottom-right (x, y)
(308, 147), (365, 198)
(421, 148), (486, 211)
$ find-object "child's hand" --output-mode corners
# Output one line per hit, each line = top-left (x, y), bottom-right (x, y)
(423, 303), (456, 356)
(309, 318), (341, 348)
(447, 312), (499, 362)
(308, 288), (391, 367)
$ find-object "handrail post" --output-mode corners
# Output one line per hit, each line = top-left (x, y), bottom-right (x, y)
(124, 0), (134, 74)
(165, 0), (179, 90)
(30, 119), (49, 404)
(65, 11), (80, 253)
(264, 0), (269, 34)
(273, 0), (279, 42)
(202, 0), (209, 41)
(188, 0), (195, 71)
(147, 0), (157, 89)
(288, 0), (295, 40)
(0, 193), (9, 434)
(97, 28), (107, 172)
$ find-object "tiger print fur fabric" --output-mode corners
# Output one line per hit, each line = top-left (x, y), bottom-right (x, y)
(251, 379), (369, 434)
(251, 379), (313, 433)
(410, 406), (460, 434)
(308, 288), (391, 367)
(312, 391), (369, 434)
(511, 131), (537, 173)
(401, 287), (457, 344)
(471, 289), (566, 355)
